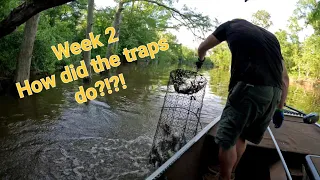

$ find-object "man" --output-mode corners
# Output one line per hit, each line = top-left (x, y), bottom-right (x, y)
(196, 19), (290, 180)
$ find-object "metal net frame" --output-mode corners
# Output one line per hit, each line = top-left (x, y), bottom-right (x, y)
(149, 69), (207, 167)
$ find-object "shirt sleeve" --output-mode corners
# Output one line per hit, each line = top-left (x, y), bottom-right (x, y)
(212, 21), (231, 42)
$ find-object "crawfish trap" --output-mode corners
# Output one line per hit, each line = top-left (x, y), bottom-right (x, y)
(149, 69), (207, 167)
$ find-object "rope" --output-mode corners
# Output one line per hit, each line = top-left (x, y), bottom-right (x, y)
(267, 126), (293, 180)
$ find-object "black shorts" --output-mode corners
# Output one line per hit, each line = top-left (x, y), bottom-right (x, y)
(215, 81), (282, 150)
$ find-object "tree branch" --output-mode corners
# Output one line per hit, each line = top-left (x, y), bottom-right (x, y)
(171, 12), (206, 41)
(124, 0), (212, 40)
(0, 0), (75, 39)
(124, 0), (183, 17)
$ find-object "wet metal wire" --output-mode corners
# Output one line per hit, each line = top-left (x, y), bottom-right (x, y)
(149, 69), (207, 168)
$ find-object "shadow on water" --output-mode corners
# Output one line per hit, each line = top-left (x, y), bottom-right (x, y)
(0, 62), (318, 179)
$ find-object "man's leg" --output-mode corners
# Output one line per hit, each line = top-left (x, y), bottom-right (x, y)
(218, 137), (246, 180)
(233, 137), (247, 173)
(215, 82), (254, 180)
(219, 144), (237, 180)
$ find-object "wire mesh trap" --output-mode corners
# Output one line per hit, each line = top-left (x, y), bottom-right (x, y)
(149, 69), (207, 167)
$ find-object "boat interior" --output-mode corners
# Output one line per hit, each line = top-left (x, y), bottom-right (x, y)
(147, 114), (320, 180)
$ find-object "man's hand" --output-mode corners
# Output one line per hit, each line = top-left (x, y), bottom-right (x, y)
(273, 109), (284, 128)
(196, 57), (204, 69)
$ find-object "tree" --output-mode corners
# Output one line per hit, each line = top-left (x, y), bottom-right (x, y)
(0, 0), (214, 86)
(251, 10), (273, 29)
(308, 1), (320, 34)
(300, 34), (320, 79)
(106, 0), (124, 58)
(287, 16), (303, 79)
(0, 0), (75, 39)
(274, 29), (295, 72)
(104, 0), (213, 58)
(14, 13), (41, 85)
(294, 0), (320, 34)
(209, 42), (231, 70)
(0, 1), (88, 77)
(83, 0), (94, 82)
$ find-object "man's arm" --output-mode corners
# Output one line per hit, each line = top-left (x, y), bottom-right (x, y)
(197, 20), (231, 61)
(279, 60), (290, 109)
(197, 34), (222, 61)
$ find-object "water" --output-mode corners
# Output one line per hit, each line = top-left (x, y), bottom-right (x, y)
(0, 62), (318, 179)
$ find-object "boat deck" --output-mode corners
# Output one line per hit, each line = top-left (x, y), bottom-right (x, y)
(208, 115), (320, 156)
(204, 115), (320, 179)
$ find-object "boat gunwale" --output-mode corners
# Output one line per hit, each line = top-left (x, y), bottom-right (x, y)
(305, 155), (320, 180)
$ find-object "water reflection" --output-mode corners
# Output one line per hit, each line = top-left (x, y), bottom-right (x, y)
(207, 67), (230, 105)
(286, 83), (320, 115)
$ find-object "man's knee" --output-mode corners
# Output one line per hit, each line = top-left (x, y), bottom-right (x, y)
(235, 137), (247, 155)
(236, 137), (246, 146)
(217, 140), (236, 151)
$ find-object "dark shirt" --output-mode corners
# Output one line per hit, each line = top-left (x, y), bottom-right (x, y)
(212, 19), (283, 91)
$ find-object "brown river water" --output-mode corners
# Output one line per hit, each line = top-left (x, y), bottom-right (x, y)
(0, 62), (319, 179)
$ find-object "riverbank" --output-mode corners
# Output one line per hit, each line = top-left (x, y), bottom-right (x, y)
(0, 69), (51, 96)
(290, 77), (320, 91)
(0, 77), (15, 96)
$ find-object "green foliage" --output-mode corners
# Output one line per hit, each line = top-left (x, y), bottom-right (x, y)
(294, 0), (320, 33)
(251, 10), (273, 29)
(308, 1), (320, 34)
(157, 32), (180, 62)
(286, 83), (320, 115)
(272, 1), (320, 80)
(90, 7), (115, 57)
(181, 46), (196, 61)
(209, 42), (231, 70)
(300, 34), (320, 78)
(0, 0), (214, 80)
(0, 31), (23, 77)
(179, 45), (214, 68)
(275, 30), (296, 72)
(275, 31), (320, 80)
(118, 2), (161, 50)
(0, 1), (88, 77)
(0, 0), (21, 20)
(0, 0), (23, 76)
